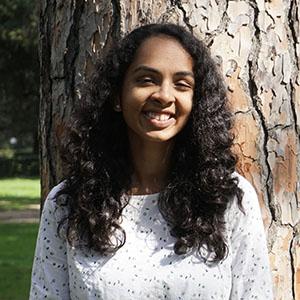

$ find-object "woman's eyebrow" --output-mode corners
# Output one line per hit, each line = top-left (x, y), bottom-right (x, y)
(133, 65), (194, 78)
(174, 71), (194, 79)
(133, 65), (160, 74)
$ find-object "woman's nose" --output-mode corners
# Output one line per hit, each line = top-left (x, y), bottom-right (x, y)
(151, 83), (175, 105)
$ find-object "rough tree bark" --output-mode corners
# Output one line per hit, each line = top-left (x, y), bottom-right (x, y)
(39, 1), (299, 299)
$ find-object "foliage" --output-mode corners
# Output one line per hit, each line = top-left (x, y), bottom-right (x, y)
(0, 0), (39, 150)
(0, 177), (40, 211)
(0, 223), (39, 300)
(0, 148), (39, 178)
(0, 153), (39, 178)
(0, 148), (14, 158)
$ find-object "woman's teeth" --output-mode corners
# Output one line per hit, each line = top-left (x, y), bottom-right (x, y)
(145, 112), (171, 121)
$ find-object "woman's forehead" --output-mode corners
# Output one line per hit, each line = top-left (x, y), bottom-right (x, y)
(128, 35), (194, 73)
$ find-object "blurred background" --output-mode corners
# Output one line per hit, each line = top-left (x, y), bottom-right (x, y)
(0, 1), (40, 299)
(0, 0), (299, 299)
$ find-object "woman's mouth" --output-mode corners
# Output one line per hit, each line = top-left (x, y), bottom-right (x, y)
(143, 111), (176, 128)
(144, 112), (171, 121)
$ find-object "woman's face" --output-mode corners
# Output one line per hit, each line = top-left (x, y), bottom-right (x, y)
(120, 35), (194, 144)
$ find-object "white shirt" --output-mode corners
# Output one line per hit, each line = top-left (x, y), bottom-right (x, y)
(30, 173), (273, 299)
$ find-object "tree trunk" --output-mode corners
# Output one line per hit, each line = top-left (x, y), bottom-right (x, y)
(39, 1), (299, 299)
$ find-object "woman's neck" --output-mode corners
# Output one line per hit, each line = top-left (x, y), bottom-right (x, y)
(128, 135), (174, 195)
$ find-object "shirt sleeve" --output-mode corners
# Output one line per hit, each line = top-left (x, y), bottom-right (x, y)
(228, 175), (273, 299)
(30, 183), (70, 300)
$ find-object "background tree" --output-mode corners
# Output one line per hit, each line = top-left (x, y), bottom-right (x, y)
(39, 1), (300, 299)
(0, 0), (39, 152)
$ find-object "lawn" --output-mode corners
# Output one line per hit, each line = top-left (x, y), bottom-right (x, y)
(0, 223), (39, 300)
(0, 178), (40, 299)
(0, 178), (40, 210)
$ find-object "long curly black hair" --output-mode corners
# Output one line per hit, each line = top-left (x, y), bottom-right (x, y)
(58, 23), (243, 263)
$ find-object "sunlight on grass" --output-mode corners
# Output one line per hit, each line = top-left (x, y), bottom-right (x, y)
(0, 178), (40, 211)
(0, 223), (39, 300)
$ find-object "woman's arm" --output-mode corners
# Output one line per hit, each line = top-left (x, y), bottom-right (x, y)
(30, 183), (70, 300)
(229, 175), (273, 299)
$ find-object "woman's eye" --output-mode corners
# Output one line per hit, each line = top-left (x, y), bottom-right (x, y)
(137, 77), (155, 85)
(175, 81), (192, 90)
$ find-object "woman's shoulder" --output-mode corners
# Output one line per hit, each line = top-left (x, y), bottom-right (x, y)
(232, 171), (256, 195)
(45, 181), (66, 200)
(42, 181), (69, 222)
(227, 171), (262, 222)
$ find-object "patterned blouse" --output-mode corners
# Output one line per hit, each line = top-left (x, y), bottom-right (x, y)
(30, 173), (273, 299)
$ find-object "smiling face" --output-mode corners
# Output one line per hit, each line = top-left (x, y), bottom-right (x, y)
(120, 35), (194, 145)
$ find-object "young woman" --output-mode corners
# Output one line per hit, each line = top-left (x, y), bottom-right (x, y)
(30, 23), (273, 299)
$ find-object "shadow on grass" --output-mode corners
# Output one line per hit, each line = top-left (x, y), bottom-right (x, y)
(0, 176), (40, 180)
(0, 195), (40, 203)
(0, 196), (40, 211)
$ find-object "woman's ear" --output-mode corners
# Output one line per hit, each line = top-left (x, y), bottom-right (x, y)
(113, 96), (122, 112)
(114, 104), (122, 112)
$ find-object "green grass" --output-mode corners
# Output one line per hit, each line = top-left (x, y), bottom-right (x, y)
(0, 178), (40, 210)
(0, 223), (39, 300)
